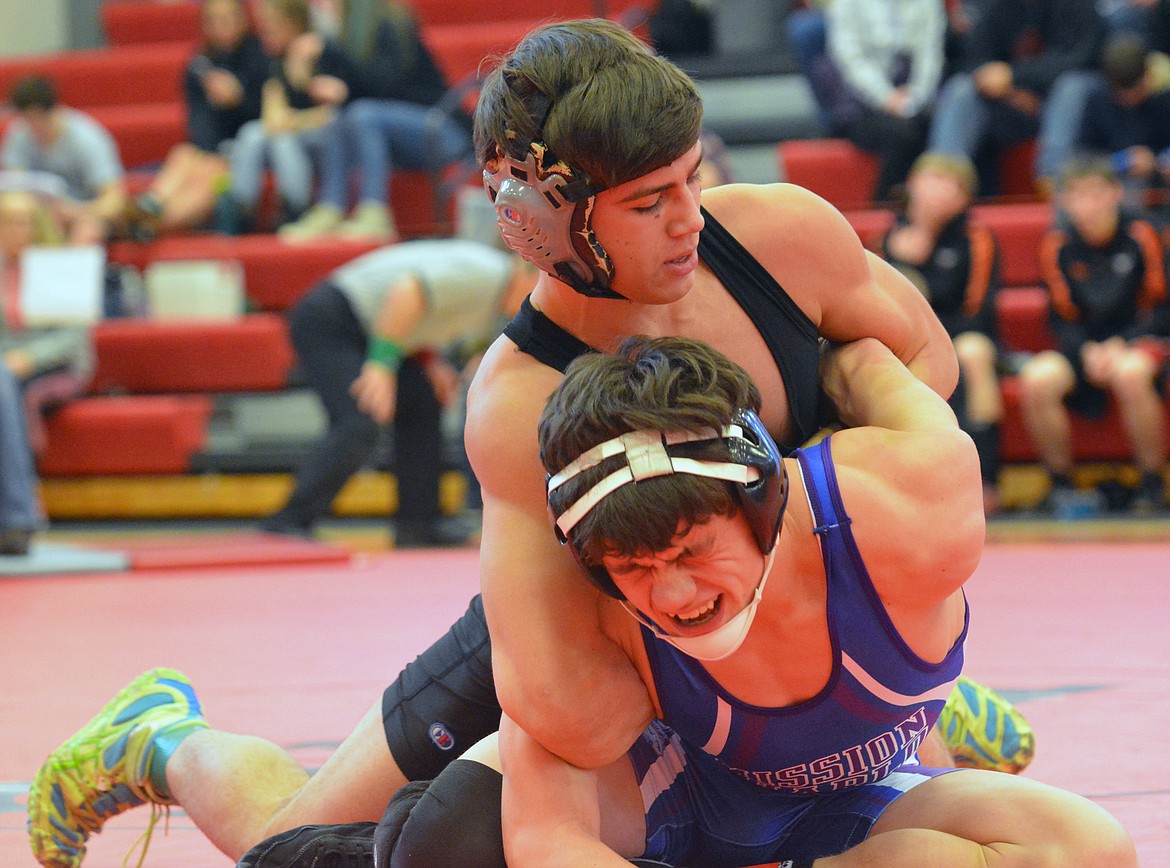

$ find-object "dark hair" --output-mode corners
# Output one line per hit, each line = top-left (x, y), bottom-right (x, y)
(539, 336), (760, 563)
(1102, 33), (1149, 91)
(474, 19), (703, 190)
(265, 0), (310, 34)
(10, 75), (57, 112)
(1058, 154), (1119, 190)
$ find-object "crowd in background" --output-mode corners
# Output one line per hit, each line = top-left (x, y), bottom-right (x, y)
(2, 0), (1170, 557)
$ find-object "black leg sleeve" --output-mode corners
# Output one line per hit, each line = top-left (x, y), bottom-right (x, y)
(379, 760), (505, 868)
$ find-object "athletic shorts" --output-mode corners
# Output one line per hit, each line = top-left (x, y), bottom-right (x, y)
(629, 719), (957, 865)
(1066, 338), (1170, 419)
(382, 594), (501, 781)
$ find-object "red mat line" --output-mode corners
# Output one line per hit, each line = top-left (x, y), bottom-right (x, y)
(93, 532), (351, 571)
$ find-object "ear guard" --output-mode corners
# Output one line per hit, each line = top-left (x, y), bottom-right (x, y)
(483, 140), (621, 300)
(546, 408), (789, 599)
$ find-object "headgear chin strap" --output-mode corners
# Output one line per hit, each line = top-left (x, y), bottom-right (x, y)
(546, 408), (788, 599)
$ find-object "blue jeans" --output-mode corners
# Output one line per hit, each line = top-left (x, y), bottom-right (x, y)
(928, 69), (1100, 190)
(316, 98), (472, 210)
(230, 119), (330, 213)
(0, 365), (42, 532)
(786, 8), (830, 127)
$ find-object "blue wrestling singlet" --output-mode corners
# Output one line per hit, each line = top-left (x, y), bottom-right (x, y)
(628, 436), (968, 864)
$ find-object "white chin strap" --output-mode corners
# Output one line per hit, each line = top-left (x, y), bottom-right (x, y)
(547, 424), (761, 539)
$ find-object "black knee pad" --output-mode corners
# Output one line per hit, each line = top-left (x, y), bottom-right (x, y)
(376, 759), (505, 868)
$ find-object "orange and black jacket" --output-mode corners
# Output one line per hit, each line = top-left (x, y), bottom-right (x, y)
(1038, 212), (1170, 361)
(881, 211), (1000, 342)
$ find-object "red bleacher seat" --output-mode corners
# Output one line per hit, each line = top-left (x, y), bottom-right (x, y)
(999, 377), (1170, 463)
(109, 236), (381, 312)
(778, 138), (1044, 211)
(995, 287), (1052, 354)
(101, 0), (203, 46)
(970, 202), (1051, 288)
(39, 394), (212, 476)
(842, 202), (1053, 291)
(408, 0), (649, 27)
(778, 139), (880, 211)
(0, 43), (194, 110)
(90, 313), (295, 395)
(0, 101), (184, 171)
(90, 101), (187, 168)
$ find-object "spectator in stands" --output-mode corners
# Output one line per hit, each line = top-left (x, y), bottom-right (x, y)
(881, 153), (1004, 514)
(1, 75), (127, 245)
(278, 0), (471, 243)
(927, 0), (1106, 198)
(1019, 157), (1170, 514)
(811, 0), (944, 202)
(121, 0), (269, 241)
(0, 190), (95, 555)
(223, 0), (354, 234)
(1072, 33), (1170, 212)
(262, 239), (536, 547)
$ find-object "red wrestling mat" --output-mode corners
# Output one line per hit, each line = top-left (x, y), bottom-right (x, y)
(93, 531), (352, 571)
(2, 544), (1167, 866)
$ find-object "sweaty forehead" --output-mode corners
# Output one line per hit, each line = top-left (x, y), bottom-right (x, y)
(607, 141), (703, 201)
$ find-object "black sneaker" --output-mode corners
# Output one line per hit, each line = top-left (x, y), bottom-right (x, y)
(0, 528), (32, 556)
(394, 518), (474, 549)
(237, 822), (375, 868)
(1131, 471), (1169, 515)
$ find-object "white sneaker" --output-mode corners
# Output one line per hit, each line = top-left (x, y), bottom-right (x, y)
(335, 203), (397, 242)
(277, 204), (343, 243)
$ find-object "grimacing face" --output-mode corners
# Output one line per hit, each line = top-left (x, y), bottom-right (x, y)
(600, 513), (763, 638)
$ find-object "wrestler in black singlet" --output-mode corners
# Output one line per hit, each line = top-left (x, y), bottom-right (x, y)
(382, 209), (823, 778)
(503, 208), (822, 448)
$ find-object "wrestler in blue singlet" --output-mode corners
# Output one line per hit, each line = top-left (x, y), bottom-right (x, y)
(627, 437), (967, 865)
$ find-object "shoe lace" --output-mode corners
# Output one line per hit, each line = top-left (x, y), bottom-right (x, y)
(122, 803), (170, 868)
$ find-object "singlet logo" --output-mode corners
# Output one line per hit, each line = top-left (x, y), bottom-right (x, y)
(429, 722), (456, 751)
(727, 707), (931, 794)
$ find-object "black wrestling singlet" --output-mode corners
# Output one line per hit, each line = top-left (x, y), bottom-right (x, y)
(503, 208), (822, 448)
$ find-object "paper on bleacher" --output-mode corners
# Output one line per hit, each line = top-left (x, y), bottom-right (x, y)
(19, 245), (106, 325)
(144, 259), (245, 320)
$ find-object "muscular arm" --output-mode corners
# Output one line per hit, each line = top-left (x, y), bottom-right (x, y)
(822, 338), (984, 606)
(499, 714), (633, 867)
(466, 343), (655, 770)
(705, 184), (959, 400)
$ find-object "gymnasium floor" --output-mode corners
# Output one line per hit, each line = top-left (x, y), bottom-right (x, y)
(2, 524), (1168, 866)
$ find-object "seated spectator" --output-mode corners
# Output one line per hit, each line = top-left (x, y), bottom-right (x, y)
(1019, 157), (1170, 514)
(223, 0), (354, 233)
(278, 0), (472, 243)
(1073, 33), (1170, 211)
(880, 153), (1004, 513)
(812, 0), (944, 202)
(122, 0), (269, 241)
(262, 239), (536, 547)
(927, 0), (1105, 197)
(0, 190), (95, 555)
(1, 76), (127, 245)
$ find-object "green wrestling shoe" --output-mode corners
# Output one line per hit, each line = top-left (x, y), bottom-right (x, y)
(28, 668), (209, 867)
(937, 675), (1035, 774)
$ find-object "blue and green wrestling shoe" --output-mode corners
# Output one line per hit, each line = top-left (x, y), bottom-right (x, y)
(27, 667), (209, 867)
(938, 675), (1035, 774)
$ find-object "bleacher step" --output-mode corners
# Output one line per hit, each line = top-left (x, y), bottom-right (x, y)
(40, 470), (470, 521)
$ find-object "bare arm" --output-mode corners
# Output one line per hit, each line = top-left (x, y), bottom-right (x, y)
(351, 276), (425, 424)
(704, 184), (959, 399)
(499, 714), (633, 867)
(821, 338), (984, 607)
(466, 342), (655, 769)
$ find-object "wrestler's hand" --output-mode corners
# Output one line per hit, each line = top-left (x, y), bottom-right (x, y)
(351, 361), (398, 424)
(422, 356), (460, 407)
